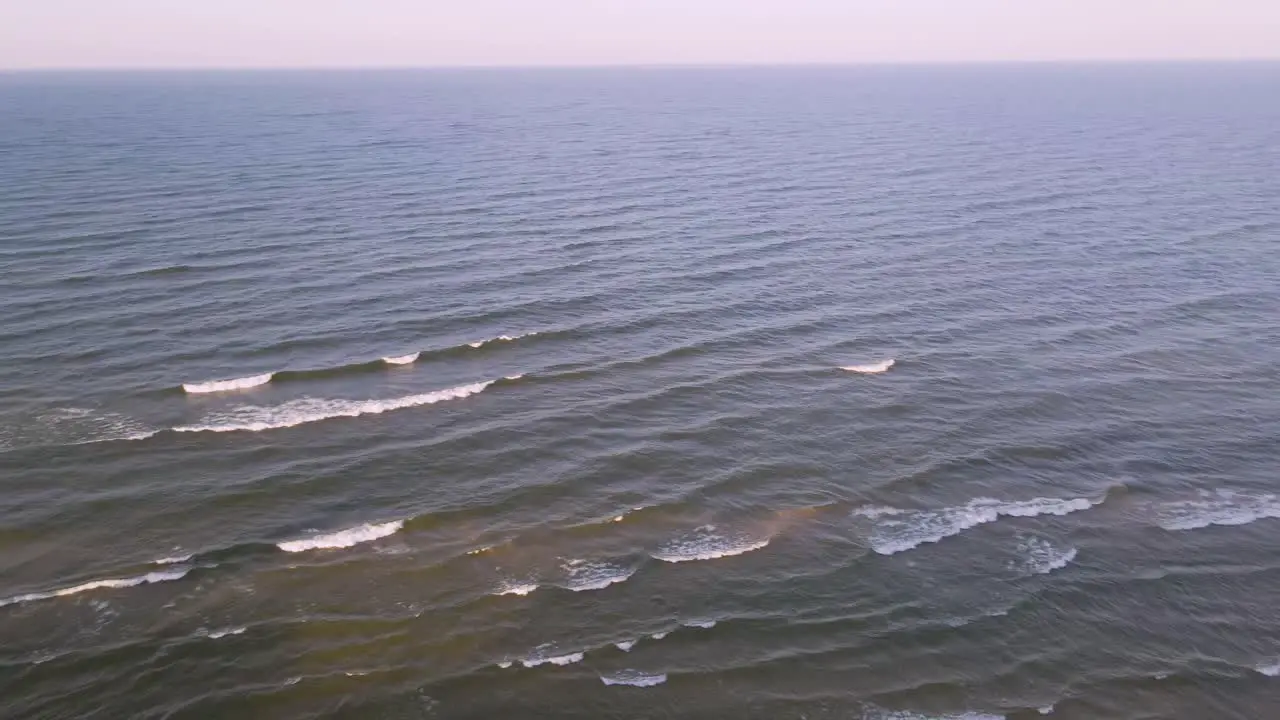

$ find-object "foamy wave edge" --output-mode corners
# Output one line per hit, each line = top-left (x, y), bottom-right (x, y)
(173, 380), (497, 433)
(0, 568), (191, 608)
(277, 520), (404, 553)
(468, 331), (539, 349)
(382, 352), (420, 365)
(855, 495), (1102, 555)
(841, 359), (895, 374)
(601, 671), (667, 687)
(183, 373), (274, 394)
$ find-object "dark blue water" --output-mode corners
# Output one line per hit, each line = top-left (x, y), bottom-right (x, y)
(1, 64), (1279, 719)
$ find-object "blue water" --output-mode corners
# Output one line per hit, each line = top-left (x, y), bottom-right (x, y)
(1, 64), (1279, 719)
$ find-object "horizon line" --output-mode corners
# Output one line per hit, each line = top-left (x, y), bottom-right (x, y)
(3, 57), (1279, 74)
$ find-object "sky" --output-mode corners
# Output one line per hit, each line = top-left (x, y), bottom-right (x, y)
(2, 0), (1278, 70)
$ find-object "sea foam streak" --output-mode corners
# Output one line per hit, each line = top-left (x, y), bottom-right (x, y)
(382, 353), (420, 365)
(277, 520), (404, 553)
(183, 373), (274, 394)
(863, 706), (1005, 720)
(1015, 536), (1077, 575)
(841, 359), (895, 374)
(853, 496), (1100, 555)
(468, 332), (538, 349)
(174, 380), (494, 433)
(601, 670), (667, 687)
(205, 627), (246, 639)
(561, 559), (636, 591)
(0, 568), (190, 608)
(1153, 491), (1280, 531)
(652, 526), (770, 563)
(495, 582), (539, 596)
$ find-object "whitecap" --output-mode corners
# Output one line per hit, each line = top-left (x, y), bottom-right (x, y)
(277, 520), (404, 553)
(1037, 706), (1055, 715)
(382, 353), (420, 365)
(182, 373), (274, 394)
(841, 359), (895, 374)
(854, 496), (1101, 555)
(601, 670), (667, 687)
(520, 646), (584, 667)
(560, 559), (636, 591)
(650, 631), (668, 640)
(615, 640), (637, 651)
(1014, 537), (1077, 575)
(154, 554), (193, 565)
(1256, 661), (1280, 677)
(206, 626), (246, 639)
(651, 527), (770, 563)
(173, 380), (494, 433)
(862, 706), (1005, 720)
(1154, 491), (1280, 531)
(496, 661), (513, 669)
(683, 619), (717, 629)
(468, 332), (538, 349)
(0, 568), (190, 608)
(495, 581), (539, 596)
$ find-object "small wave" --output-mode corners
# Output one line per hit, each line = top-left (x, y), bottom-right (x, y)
(601, 670), (667, 687)
(1256, 661), (1280, 677)
(853, 496), (1101, 555)
(651, 526), (770, 563)
(173, 380), (495, 433)
(1153, 491), (1280, 531)
(496, 660), (513, 669)
(683, 619), (717, 629)
(1014, 537), (1077, 575)
(863, 707), (1005, 720)
(0, 568), (190, 608)
(277, 520), (404, 553)
(1037, 706), (1055, 715)
(205, 626), (246, 639)
(561, 560), (636, 591)
(154, 554), (193, 565)
(615, 640), (637, 651)
(468, 332), (539, 349)
(382, 353), (420, 365)
(841, 359), (895, 374)
(495, 581), (539, 596)
(650, 631), (669, 640)
(182, 373), (274, 394)
(520, 645), (584, 668)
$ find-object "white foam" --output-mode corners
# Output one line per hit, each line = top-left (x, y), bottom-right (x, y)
(1015, 537), (1077, 575)
(1037, 706), (1055, 715)
(154, 554), (193, 565)
(495, 581), (539, 596)
(650, 631), (669, 640)
(841, 359), (895, 374)
(0, 568), (190, 608)
(277, 520), (404, 553)
(1256, 661), (1280, 677)
(206, 626), (246, 639)
(651, 527), (770, 563)
(520, 646), (584, 668)
(183, 373), (274, 394)
(615, 640), (637, 651)
(496, 661), (513, 669)
(468, 332), (538, 349)
(863, 707), (1005, 720)
(684, 619), (717, 629)
(855, 496), (1101, 555)
(561, 559), (636, 591)
(382, 353), (420, 365)
(601, 670), (667, 687)
(174, 380), (494, 433)
(1154, 491), (1280, 531)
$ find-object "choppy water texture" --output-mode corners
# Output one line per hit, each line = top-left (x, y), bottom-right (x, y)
(2, 65), (1279, 719)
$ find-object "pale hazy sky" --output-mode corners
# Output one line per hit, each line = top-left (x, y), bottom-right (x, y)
(2, 1), (1278, 70)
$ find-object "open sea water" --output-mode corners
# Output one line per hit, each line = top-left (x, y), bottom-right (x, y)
(1, 64), (1279, 719)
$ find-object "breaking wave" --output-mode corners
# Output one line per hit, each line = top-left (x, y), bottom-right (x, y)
(0, 568), (190, 608)
(182, 373), (274, 394)
(651, 525), (770, 563)
(853, 496), (1102, 555)
(560, 559), (636, 591)
(381, 352), (420, 365)
(601, 670), (667, 687)
(841, 359), (895, 374)
(277, 520), (404, 552)
(1153, 491), (1280, 531)
(173, 380), (497, 433)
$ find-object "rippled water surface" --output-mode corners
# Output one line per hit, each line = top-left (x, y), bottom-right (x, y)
(2, 65), (1279, 719)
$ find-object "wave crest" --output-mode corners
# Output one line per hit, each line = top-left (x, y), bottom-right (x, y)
(601, 670), (667, 687)
(854, 496), (1101, 555)
(652, 527), (770, 563)
(382, 353), (420, 365)
(277, 520), (404, 553)
(841, 359), (895, 374)
(174, 381), (494, 433)
(183, 373), (274, 394)
(1154, 491), (1280, 531)
(0, 568), (190, 608)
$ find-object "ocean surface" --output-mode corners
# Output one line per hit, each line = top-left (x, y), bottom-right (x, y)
(1, 64), (1279, 719)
